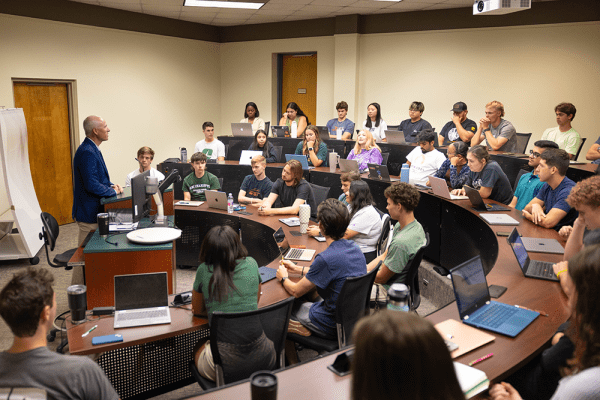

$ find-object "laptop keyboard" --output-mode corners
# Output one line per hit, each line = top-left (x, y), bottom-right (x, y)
(529, 260), (555, 278)
(287, 248), (304, 259)
(470, 303), (518, 328)
(116, 309), (168, 321)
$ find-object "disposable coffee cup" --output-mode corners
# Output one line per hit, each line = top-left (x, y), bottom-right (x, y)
(250, 371), (277, 400)
(97, 213), (109, 237)
(67, 285), (87, 324)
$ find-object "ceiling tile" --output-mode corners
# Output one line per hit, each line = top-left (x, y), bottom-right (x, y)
(100, 2), (144, 12)
(260, 2), (304, 11)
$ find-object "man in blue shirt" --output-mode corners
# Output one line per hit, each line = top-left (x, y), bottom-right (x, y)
(326, 101), (355, 140)
(522, 149), (577, 230)
(509, 140), (559, 210)
(238, 155), (273, 208)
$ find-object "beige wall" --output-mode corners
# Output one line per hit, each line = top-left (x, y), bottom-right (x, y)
(0, 14), (221, 213)
(1, 14), (599, 216)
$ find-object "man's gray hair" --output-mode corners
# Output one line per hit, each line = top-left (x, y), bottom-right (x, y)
(83, 116), (102, 137)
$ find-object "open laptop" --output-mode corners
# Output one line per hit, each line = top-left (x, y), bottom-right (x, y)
(338, 158), (359, 173)
(367, 163), (392, 181)
(273, 227), (316, 261)
(231, 122), (254, 137)
(205, 190), (228, 211)
(428, 175), (469, 200)
(239, 150), (263, 165)
(385, 130), (407, 144)
(450, 255), (539, 337)
(464, 186), (510, 212)
(114, 272), (171, 329)
(271, 126), (290, 138)
(285, 154), (314, 170)
(507, 228), (560, 281)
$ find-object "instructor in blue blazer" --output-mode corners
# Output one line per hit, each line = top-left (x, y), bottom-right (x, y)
(72, 115), (123, 282)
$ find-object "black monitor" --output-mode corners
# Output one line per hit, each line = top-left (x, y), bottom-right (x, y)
(131, 170), (151, 223)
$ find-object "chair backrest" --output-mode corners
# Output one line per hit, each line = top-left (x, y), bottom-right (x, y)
(574, 137), (587, 160)
(515, 132), (532, 154)
(316, 126), (328, 137)
(377, 214), (391, 256)
(335, 267), (378, 348)
(513, 168), (530, 190)
(387, 125), (399, 130)
(381, 152), (390, 166)
(218, 177), (224, 189)
(272, 145), (283, 163)
(308, 183), (331, 218)
(403, 232), (430, 311)
(264, 121), (270, 137)
(209, 297), (294, 385)
(40, 212), (59, 251)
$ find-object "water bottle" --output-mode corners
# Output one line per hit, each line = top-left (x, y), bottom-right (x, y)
(400, 163), (410, 183)
(387, 283), (410, 312)
(336, 127), (342, 140)
(180, 147), (187, 163)
(227, 193), (234, 214)
(291, 120), (298, 138)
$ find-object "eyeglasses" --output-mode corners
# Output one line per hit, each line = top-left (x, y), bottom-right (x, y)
(529, 150), (541, 158)
(409, 109), (420, 113)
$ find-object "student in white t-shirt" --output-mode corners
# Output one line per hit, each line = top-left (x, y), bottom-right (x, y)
(406, 130), (446, 186)
(125, 146), (165, 186)
(194, 121), (225, 161)
(362, 102), (388, 143)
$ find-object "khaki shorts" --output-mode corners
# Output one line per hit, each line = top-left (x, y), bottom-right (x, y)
(196, 341), (216, 382)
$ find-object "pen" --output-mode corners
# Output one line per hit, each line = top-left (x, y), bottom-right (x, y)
(82, 325), (98, 337)
(515, 305), (548, 317)
(468, 353), (493, 366)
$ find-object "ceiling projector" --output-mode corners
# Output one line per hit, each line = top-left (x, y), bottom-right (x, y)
(473, 0), (531, 15)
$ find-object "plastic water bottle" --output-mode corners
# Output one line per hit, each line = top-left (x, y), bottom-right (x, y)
(400, 163), (410, 183)
(180, 147), (187, 163)
(227, 193), (234, 214)
(336, 127), (342, 140)
(387, 283), (410, 312)
(291, 120), (298, 138)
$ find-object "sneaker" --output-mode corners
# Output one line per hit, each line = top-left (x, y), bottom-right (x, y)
(288, 320), (311, 336)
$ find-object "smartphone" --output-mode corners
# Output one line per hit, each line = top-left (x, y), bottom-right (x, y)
(496, 231), (511, 237)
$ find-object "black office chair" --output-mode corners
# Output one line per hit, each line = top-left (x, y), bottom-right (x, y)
(308, 183), (331, 219)
(381, 152), (390, 166)
(39, 212), (77, 271)
(513, 168), (530, 190)
(316, 126), (328, 137)
(287, 267), (378, 355)
(515, 132), (532, 154)
(574, 137), (587, 161)
(387, 125), (399, 130)
(218, 177), (224, 189)
(374, 209), (391, 256)
(224, 144), (229, 159)
(264, 121), (270, 137)
(190, 297), (294, 389)
(272, 145), (283, 163)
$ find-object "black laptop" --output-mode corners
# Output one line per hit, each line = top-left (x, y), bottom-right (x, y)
(464, 186), (510, 212)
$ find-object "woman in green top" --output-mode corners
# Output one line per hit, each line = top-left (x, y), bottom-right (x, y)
(192, 225), (275, 382)
(295, 125), (328, 167)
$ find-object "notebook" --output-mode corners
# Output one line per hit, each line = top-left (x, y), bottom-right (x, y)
(464, 186), (510, 212)
(285, 154), (314, 170)
(271, 125), (290, 138)
(453, 362), (490, 399)
(428, 175), (468, 200)
(384, 130), (407, 144)
(273, 227), (316, 262)
(450, 255), (539, 337)
(520, 237), (565, 254)
(507, 228), (559, 281)
(231, 122), (254, 137)
(114, 272), (171, 329)
(367, 163), (392, 181)
(205, 190), (228, 211)
(239, 150), (263, 165)
(338, 158), (359, 173)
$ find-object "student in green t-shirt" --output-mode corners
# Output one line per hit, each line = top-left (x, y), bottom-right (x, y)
(367, 182), (426, 302)
(182, 152), (220, 201)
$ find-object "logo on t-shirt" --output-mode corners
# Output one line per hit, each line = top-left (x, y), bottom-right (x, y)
(448, 128), (459, 141)
(249, 188), (261, 198)
(471, 126), (476, 132)
(202, 149), (214, 157)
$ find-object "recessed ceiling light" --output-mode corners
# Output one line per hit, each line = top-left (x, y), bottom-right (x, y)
(184, 0), (264, 9)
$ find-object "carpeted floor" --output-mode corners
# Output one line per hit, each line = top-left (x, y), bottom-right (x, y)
(0, 223), (438, 399)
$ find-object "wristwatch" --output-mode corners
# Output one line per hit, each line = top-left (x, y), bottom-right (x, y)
(280, 276), (287, 284)
(483, 128), (491, 133)
(308, 147), (314, 152)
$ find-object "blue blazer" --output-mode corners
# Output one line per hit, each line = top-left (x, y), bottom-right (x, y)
(72, 137), (116, 223)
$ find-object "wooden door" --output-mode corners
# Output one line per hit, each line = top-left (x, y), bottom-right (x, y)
(281, 54), (317, 126)
(13, 82), (74, 225)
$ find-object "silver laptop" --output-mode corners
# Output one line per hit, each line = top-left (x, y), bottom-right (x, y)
(520, 237), (565, 254)
(114, 272), (171, 329)
(428, 175), (469, 200)
(385, 130), (407, 144)
(273, 227), (316, 262)
(338, 158), (359, 173)
(239, 150), (263, 165)
(205, 190), (228, 211)
(285, 154), (314, 170)
(231, 122), (254, 137)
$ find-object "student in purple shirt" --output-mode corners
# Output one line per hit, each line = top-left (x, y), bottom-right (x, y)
(347, 130), (383, 170)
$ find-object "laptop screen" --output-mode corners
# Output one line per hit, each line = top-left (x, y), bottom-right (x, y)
(507, 228), (529, 270)
(114, 272), (169, 311)
(273, 227), (290, 255)
(450, 256), (490, 319)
